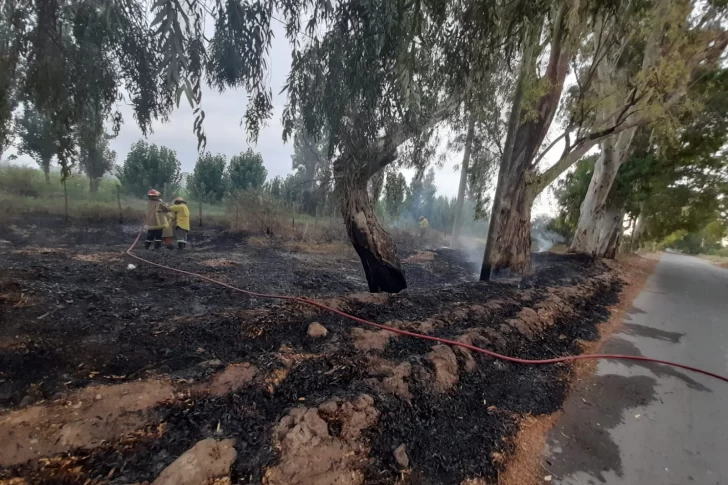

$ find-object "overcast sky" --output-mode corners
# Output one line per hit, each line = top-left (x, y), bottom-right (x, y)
(6, 21), (564, 217)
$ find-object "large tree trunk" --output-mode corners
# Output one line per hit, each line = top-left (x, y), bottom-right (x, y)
(481, 8), (569, 280)
(480, 173), (535, 280)
(89, 177), (100, 193)
(336, 154), (406, 293)
(450, 113), (475, 248)
(570, 129), (635, 256)
(341, 179), (406, 293)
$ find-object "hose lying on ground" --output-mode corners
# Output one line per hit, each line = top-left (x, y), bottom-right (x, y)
(126, 226), (728, 384)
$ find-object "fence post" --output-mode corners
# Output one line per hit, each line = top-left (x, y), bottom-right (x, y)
(116, 185), (123, 224)
(63, 179), (69, 223)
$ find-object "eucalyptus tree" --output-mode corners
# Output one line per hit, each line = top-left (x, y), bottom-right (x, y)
(77, 111), (117, 192)
(479, 0), (728, 279)
(569, 0), (728, 257)
(2, 0), (532, 292)
(16, 105), (57, 182)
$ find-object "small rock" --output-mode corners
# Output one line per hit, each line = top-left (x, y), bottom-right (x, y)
(95, 394), (102, 400)
(307, 322), (328, 338)
(199, 359), (224, 369)
(394, 444), (409, 468)
(19, 395), (34, 408)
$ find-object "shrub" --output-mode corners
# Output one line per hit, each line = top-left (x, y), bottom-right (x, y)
(227, 190), (292, 236)
(0, 165), (42, 197)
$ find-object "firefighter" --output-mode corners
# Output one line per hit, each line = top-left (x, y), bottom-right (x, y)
(144, 189), (170, 249)
(418, 215), (429, 239)
(168, 197), (191, 249)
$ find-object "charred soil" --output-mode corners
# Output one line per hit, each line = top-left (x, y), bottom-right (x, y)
(1, 215), (620, 485)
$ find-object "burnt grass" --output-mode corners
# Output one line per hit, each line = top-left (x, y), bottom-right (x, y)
(0, 215), (620, 485)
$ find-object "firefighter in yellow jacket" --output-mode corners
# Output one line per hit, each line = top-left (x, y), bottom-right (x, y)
(144, 189), (170, 249)
(168, 197), (191, 249)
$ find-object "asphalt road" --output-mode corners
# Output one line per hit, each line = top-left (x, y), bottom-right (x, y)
(543, 253), (728, 485)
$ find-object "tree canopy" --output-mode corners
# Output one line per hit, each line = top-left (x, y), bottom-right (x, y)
(16, 106), (58, 181)
(188, 152), (227, 203)
(116, 140), (182, 198)
(227, 149), (267, 192)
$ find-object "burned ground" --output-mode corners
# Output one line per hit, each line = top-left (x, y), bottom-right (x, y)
(1, 215), (619, 485)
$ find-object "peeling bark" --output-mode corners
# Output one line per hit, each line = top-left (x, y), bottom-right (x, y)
(481, 171), (536, 280)
(482, 9), (569, 280)
(570, 128), (634, 256)
(596, 203), (624, 259)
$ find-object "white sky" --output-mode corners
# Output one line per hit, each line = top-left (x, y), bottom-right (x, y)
(5, 21), (567, 218)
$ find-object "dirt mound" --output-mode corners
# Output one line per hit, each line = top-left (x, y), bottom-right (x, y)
(265, 395), (379, 485)
(0, 380), (174, 467)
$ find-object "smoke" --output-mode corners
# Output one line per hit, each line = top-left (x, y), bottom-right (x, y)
(531, 227), (565, 252)
(530, 215), (564, 252)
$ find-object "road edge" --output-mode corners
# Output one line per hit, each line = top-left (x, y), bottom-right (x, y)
(496, 254), (660, 485)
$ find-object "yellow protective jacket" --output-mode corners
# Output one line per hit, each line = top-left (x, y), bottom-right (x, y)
(169, 204), (190, 231)
(419, 218), (429, 229)
(145, 200), (169, 230)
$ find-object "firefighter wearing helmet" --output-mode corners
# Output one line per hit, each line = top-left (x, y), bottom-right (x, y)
(168, 197), (191, 249)
(144, 189), (171, 249)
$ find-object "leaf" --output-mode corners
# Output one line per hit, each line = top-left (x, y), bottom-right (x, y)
(183, 79), (195, 109)
(150, 8), (167, 28)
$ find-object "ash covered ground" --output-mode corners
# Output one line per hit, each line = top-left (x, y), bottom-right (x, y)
(0, 215), (620, 485)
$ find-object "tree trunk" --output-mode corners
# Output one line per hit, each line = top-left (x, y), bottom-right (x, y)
(596, 203), (624, 259)
(570, 129), (635, 256)
(336, 156), (406, 293)
(630, 201), (647, 251)
(89, 177), (100, 193)
(481, 9), (570, 280)
(42, 159), (51, 184)
(481, 174), (535, 281)
(63, 179), (69, 223)
(450, 113), (476, 248)
(116, 184), (123, 224)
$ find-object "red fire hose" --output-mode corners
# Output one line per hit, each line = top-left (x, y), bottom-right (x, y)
(125, 226), (728, 384)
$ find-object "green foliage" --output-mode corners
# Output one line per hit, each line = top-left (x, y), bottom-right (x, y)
(288, 125), (333, 215)
(384, 171), (407, 221)
(16, 106), (58, 179)
(77, 111), (116, 191)
(556, 67), (728, 249)
(467, 151), (498, 220)
(188, 152), (227, 203)
(227, 149), (267, 192)
(116, 140), (182, 198)
(553, 155), (597, 234)
(1, 0), (173, 175)
(0, 2), (23, 156)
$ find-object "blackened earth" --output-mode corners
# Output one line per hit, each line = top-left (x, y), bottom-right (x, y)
(0, 215), (619, 484)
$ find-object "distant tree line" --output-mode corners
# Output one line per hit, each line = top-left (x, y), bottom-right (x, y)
(116, 142), (269, 202)
(11, 104), (116, 192)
